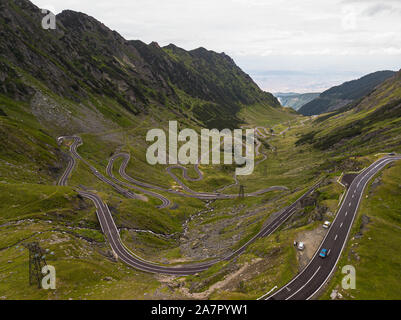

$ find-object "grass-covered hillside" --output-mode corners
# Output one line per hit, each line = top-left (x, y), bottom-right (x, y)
(0, 0), (299, 300)
(296, 70), (401, 156)
(0, 0), (296, 210)
(321, 160), (401, 300)
(291, 70), (401, 300)
(298, 70), (396, 116)
(1, 0), (400, 301)
(0, 0), (288, 130)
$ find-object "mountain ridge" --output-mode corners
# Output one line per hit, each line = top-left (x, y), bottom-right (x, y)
(0, 0), (283, 130)
(298, 70), (396, 116)
(296, 69), (401, 152)
(274, 92), (320, 111)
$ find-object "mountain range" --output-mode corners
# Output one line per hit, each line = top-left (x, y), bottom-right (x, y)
(274, 92), (320, 111)
(298, 70), (396, 116)
(0, 0), (283, 132)
(1, 0), (401, 301)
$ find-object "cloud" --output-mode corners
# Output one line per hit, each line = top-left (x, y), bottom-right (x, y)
(30, 0), (401, 92)
(341, 5), (358, 30)
(342, 0), (401, 4)
(363, 4), (392, 16)
(362, 3), (401, 16)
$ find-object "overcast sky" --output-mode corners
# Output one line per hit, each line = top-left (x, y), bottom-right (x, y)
(32, 0), (401, 93)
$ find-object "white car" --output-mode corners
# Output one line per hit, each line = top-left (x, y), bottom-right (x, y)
(297, 242), (305, 251)
(323, 221), (331, 229)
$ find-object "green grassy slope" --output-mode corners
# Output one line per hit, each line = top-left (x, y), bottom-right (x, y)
(291, 70), (401, 299)
(321, 161), (401, 300)
(299, 70), (396, 116)
(0, 0), (299, 300)
(296, 70), (401, 155)
(0, 0), (283, 130)
(2, 0), (400, 301)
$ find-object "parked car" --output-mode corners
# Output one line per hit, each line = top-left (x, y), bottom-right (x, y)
(319, 248), (329, 258)
(297, 242), (305, 251)
(323, 221), (331, 229)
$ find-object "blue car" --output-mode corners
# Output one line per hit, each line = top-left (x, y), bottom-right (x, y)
(319, 248), (329, 258)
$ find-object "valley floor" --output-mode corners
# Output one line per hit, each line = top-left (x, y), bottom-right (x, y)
(1, 114), (400, 300)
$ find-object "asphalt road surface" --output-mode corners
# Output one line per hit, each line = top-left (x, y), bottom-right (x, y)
(108, 152), (288, 201)
(59, 135), (400, 295)
(59, 136), (139, 199)
(58, 136), (318, 275)
(58, 154), (75, 187)
(106, 154), (172, 209)
(262, 155), (401, 300)
(76, 185), (317, 275)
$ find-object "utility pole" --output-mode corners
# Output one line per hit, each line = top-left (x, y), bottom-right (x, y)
(24, 242), (47, 288)
(239, 185), (245, 199)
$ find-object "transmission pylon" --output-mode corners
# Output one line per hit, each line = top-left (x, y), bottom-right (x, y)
(24, 242), (47, 288)
(239, 185), (245, 199)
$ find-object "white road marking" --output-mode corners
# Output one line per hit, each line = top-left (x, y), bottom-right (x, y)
(258, 286), (278, 300)
(345, 211), (348, 216)
(328, 249), (331, 256)
(303, 157), (401, 300)
(349, 202), (352, 207)
(340, 222), (343, 228)
(334, 234), (338, 241)
(286, 266), (321, 300)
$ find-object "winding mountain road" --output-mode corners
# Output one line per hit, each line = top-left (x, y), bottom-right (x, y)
(58, 154), (75, 187)
(57, 135), (317, 275)
(261, 155), (401, 300)
(59, 136), (140, 200)
(72, 187), (319, 275)
(107, 152), (288, 201)
(57, 134), (399, 297)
